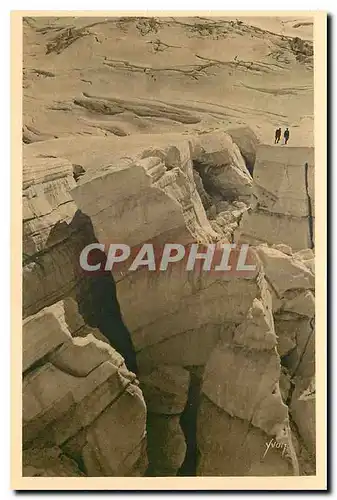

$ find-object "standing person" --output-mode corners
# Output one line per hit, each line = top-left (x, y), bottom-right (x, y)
(274, 128), (279, 143)
(274, 127), (281, 144)
(274, 128), (278, 143)
(284, 127), (290, 145)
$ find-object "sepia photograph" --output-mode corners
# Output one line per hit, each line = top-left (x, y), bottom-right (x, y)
(12, 11), (327, 490)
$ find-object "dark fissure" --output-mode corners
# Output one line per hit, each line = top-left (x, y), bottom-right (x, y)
(74, 211), (138, 374)
(178, 372), (202, 476)
(304, 162), (314, 250)
(77, 269), (138, 374)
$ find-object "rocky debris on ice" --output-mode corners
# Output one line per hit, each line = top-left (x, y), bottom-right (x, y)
(211, 200), (249, 240)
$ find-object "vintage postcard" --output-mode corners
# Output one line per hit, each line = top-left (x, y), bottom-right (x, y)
(12, 11), (327, 490)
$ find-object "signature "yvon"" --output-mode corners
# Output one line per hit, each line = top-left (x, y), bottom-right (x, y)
(263, 438), (288, 459)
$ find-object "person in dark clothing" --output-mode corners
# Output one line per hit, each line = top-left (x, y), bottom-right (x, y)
(284, 127), (290, 145)
(274, 127), (281, 144)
